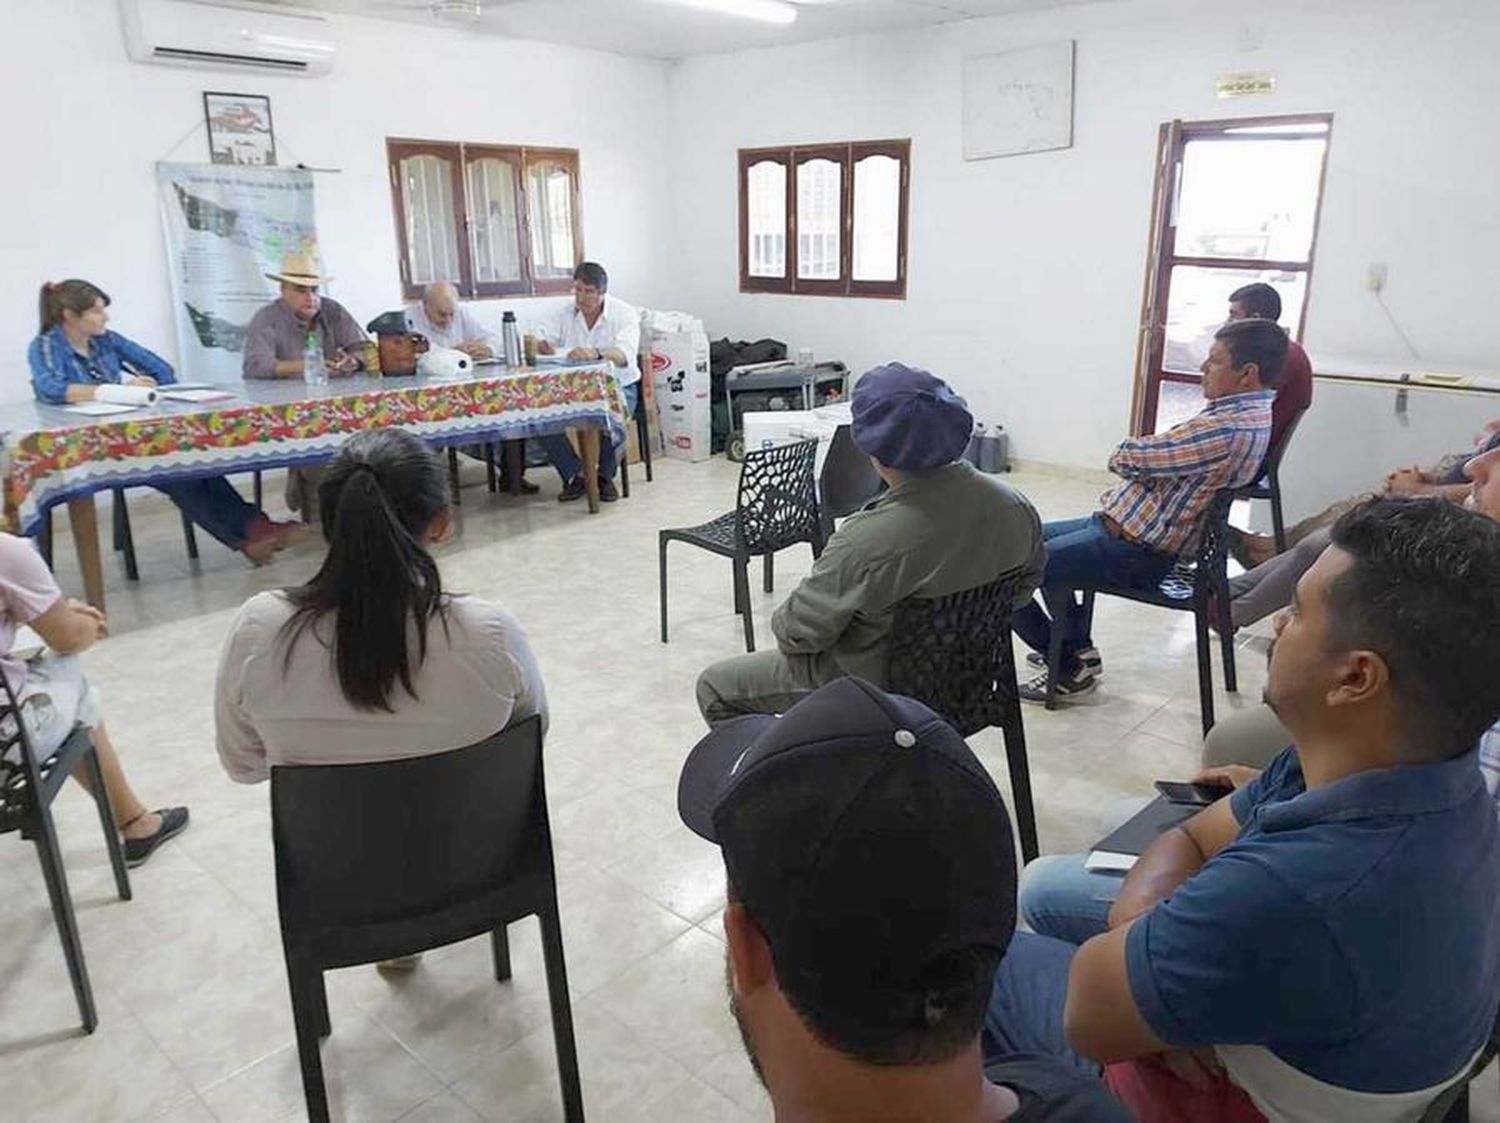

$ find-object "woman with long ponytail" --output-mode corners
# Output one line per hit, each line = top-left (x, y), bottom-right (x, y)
(27, 278), (303, 564)
(214, 427), (546, 775)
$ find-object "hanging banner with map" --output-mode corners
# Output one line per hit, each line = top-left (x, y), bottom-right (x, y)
(156, 162), (317, 380)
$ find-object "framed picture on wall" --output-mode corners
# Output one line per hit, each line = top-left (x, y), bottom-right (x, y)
(203, 92), (277, 166)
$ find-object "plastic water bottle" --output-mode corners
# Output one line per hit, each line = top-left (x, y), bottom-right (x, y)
(303, 331), (327, 387)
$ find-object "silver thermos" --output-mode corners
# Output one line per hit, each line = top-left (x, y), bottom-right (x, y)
(501, 311), (521, 367)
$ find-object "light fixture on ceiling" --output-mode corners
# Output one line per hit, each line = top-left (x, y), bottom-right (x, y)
(429, 0), (481, 21)
(658, 0), (799, 25)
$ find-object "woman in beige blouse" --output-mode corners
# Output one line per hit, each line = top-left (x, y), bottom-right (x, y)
(214, 428), (547, 784)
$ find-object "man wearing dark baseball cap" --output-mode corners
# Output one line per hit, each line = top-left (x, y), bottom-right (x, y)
(695, 362), (1043, 725)
(680, 676), (1129, 1120)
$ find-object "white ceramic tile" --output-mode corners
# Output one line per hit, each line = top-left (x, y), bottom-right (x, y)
(396, 1090), (487, 1122)
(200, 1014), (444, 1123)
(354, 926), (557, 1084)
(450, 1001), (692, 1123)
(602, 824), (728, 926)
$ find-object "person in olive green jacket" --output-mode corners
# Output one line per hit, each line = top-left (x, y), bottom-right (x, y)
(696, 362), (1044, 725)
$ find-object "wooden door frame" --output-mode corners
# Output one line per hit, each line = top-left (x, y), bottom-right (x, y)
(1129, 112), (1333, 436)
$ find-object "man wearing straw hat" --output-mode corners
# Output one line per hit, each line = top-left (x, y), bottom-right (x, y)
(244, 253), (370, 520)
(243, 252), (368, 381)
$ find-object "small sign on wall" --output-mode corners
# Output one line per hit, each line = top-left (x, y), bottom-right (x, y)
(1216, 71), (1276, 99)
(963, 41), (1076, 160)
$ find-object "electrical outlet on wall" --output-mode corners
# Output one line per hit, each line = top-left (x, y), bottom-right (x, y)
(1367, 263), (1388, 292)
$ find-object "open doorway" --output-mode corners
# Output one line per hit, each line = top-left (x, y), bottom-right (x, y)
(1130, 114), (1332, 435)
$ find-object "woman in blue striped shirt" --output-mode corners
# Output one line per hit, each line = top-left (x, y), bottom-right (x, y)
(27, 280), (303, 564)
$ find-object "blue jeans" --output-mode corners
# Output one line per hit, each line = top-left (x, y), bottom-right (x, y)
(1011, 514), (1173, 674)
(1019, 854), (1126, 946)
(984, 931), (1098, 1075)
(1017, 797), (1150, 945)
(155, 477), (258, 549)
(536, 381), (638, 486)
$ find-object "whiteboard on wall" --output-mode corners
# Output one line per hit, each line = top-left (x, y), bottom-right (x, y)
(963, 41), (1075, 161)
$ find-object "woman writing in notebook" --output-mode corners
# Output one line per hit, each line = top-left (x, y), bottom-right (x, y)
(26, 279), (302, 564)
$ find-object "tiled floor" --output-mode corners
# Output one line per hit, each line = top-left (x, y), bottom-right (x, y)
(2, 456), (1494, 1121)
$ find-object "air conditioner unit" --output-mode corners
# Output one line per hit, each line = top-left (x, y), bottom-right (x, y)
(120, 0), (338, 77)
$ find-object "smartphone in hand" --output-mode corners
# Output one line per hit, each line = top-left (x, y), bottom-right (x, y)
(1155, 779), (1233, 806)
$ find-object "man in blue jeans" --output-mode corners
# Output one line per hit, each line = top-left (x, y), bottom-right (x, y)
(1013, 318), (1286, 702)
(533, 261), (641, 503)
(988, 498), (1500, 1120)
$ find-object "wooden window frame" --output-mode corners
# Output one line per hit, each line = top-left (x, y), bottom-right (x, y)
(387, 138), (584, 301)
(520, 146), (585, 297)
(463, 143), (529, 299)
(739, 138), (910, 299)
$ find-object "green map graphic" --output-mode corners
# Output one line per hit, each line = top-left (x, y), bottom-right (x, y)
(185, 303), (247, 353)
(173, 181), (314, 262)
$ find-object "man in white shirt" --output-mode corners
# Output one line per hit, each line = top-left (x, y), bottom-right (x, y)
(404, 281), (498, 359)
(534, 262), (641, 502)
(406, 281), (537, 493)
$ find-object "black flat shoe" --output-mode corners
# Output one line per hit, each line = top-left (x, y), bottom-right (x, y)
(500, 474), (540, 495)
(599, 477), (619, 503)
(557, 477), (587, 502)
(123, 806), (189, 868)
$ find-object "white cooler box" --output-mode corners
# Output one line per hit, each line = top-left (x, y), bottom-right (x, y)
(741, 402), (853, 491)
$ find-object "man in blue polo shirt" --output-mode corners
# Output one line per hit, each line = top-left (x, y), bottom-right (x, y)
(986, 497), (1500, 1121)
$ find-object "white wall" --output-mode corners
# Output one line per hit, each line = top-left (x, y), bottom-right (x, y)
(664, 0), (1500, 467)
(0, 0), (674, 402)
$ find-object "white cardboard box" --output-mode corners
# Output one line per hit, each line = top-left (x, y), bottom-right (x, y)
(645, 311), (712, 462)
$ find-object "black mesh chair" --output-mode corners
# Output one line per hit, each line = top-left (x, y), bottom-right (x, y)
(0, 677), (131, 1033)
(270, 715), (582, 1123)
(1044, 490), (1238, 735)
(885, 571), (1040, 863)
(1234, 408), (1306, 554)
(1419, 1011), (1500, 1122)
(659, 438), (824, 652)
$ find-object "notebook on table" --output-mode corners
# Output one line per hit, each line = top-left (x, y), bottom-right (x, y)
(1084, 796), (1200, 873)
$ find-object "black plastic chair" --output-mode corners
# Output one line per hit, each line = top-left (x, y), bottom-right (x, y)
(885, 571), (1040, 863)
(1419, 1011), (1500, 1122)
(0, 676), (131, 1033)
(1044, 490), (1238, 735)
(817, 425), (884, 542)
(1234, 407), (1306, 554)
(112, 488), (198, 580)
(659, 438), (825, 653)
(101, 470), (266, 579)
(270, 715), (582, 1123)
(620, 374), (654, 499)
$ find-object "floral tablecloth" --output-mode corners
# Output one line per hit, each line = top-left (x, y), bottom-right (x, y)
(1, 366), (626, 535)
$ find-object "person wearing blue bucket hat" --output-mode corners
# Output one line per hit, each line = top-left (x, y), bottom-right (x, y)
(695, 362), (1044, 725)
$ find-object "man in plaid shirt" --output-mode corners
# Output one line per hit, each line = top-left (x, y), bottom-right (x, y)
(1015, 318), (1288, 702)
